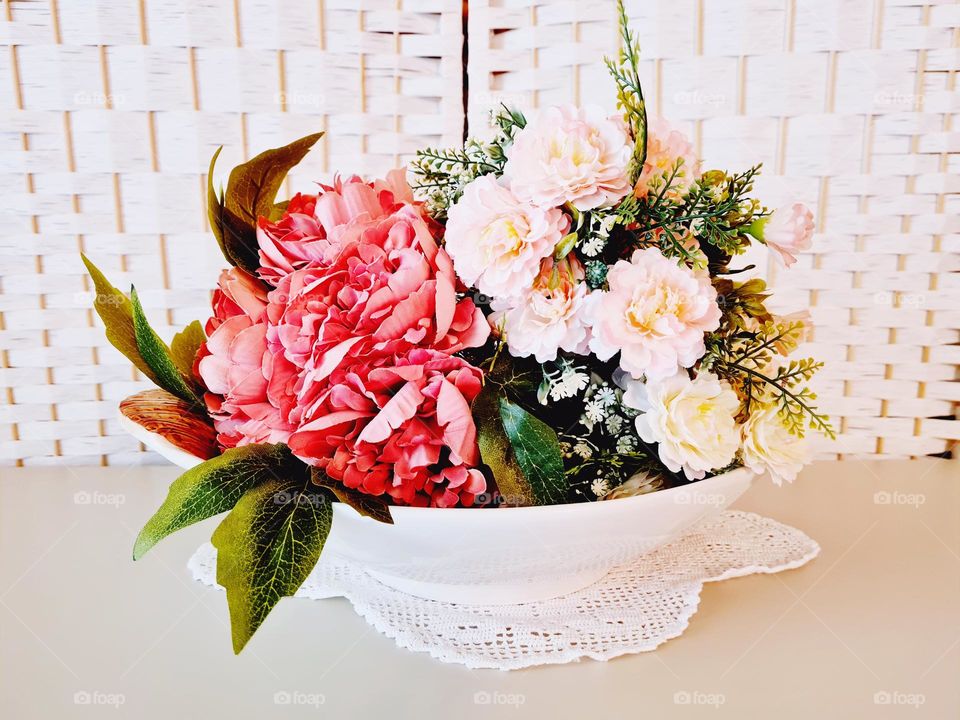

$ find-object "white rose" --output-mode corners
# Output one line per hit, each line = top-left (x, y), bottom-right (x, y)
(444, 175), (569, 299)
(623, 371), (740, 480)
(740, 404), (809, 484)
(503, 104), (632, 211)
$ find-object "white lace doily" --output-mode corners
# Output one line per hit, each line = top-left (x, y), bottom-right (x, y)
(188, 510), (818, 670)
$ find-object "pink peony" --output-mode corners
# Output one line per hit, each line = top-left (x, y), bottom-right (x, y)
(444, 174), (569, 299)
(585, 248), (721, 380)
(751, 203), (814, 267)
(196, 268), (295, 448)
(288, 350), (487, 507)
(257, 170), (418, 284)
(504, 104), (633, 211)
(633, 117), (700, 200)
(490, 256), (591, 362)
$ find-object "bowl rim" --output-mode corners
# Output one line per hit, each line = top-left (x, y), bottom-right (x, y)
(349, 465), (758, 519)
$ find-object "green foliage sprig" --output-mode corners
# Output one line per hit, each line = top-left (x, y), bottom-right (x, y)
(604, 0), (648, 182)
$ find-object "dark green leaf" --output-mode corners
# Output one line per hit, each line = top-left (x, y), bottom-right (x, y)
(311, 469), (393, 524)
(133, 444), (298, 560)
(499, 397), (568, 506)
(129, 287), (199, 405)
(208, 133), (323, 275)
(212, 474), (332, 653)
(473, 385), (535, 507)
(81, 254), (162, 386)
(169, 320), (205, 381)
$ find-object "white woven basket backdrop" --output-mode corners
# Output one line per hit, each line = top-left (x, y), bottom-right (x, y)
(468, 0), (959, 459)
(0, 0), (957, 465)
(0, 0), (464, 465)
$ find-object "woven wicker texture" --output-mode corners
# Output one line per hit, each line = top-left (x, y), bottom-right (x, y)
(468, 0), (960, 459)
(0, 0), (464, 465)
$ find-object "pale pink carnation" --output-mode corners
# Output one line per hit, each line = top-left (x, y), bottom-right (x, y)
(585, 248), (721, 380)
(444, 174), (569, 299)
(756, 203), (814, 267)
(504, 104), (633, 211)
(633, 117), (700, 200)
(490, 256), (591, 362)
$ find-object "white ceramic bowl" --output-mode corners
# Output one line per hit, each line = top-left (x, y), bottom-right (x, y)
(127, 418), (755, 604)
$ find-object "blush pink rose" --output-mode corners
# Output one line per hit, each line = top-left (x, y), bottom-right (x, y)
(288, 349), (487, 507)
(633, 117), (700, 201)
(196, 269), (296, 448)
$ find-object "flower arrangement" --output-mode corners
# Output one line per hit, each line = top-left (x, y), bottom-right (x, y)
(85, 3), (832, 653)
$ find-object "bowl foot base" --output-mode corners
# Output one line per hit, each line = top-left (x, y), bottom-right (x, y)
(360, 565), (611, 605)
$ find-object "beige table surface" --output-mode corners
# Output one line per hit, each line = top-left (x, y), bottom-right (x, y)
(0, 459), (957, 719)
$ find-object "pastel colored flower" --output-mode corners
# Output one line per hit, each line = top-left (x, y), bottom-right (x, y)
(257, 170), (419, 284)
(490, 256), (591, 362)
(444, 174), (569, 299)
(623, 371), (740, 480)
(263, 193), (489, 505)
(196, 269), (295, 449)
(585, 247), (721, 380)
(740, 402), (808, 484)
(748, 203), (814, 268)
(633, 117), (700, 200)
(504, 104), (633, 211)
(288, 350), (487, 507)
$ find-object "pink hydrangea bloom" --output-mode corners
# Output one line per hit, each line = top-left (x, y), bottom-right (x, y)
(196, 268), (295, 448)
(504, 104), (633, 211)
(585, 248), (721, 380)
(257, 170), (417, 284)
(444, 175), (569, 300)
(288, 350), (487, 507)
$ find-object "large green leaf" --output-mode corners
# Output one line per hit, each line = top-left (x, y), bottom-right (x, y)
(498, 398), (568, 506)
(169, 320), (206, 381)
(133, 444), (298, 560)
(207, 146), (261, 274)
(129, 287), (200, 405)
(311, 469), (393, 525)
(474, 385), (535, 507)
(212, 475), (333, 653)
(81, 254), (162, 386)
(208, 133), (323, 274)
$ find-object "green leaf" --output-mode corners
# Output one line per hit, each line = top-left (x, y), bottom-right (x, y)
(474, 385), (535, 507)
(129, 287), (199, 405)
(554, 231), (579, 260)
(133, 444), (298, 560)
(81, 254), (162, 386)
(209, 133), (323, 275)
(311, 469), (393, 524)
(498, 398), (568, 506)
(170, 320), (206, 381)
(212, 474), (332, 653)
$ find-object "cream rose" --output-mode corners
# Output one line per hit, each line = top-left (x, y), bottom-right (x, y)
(503, 104), (633, 211)
(623, 371), (740, 480)
(444, 175), (569, 299)
(740, 403), (809, 484)
(585, 247), (721, 380)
